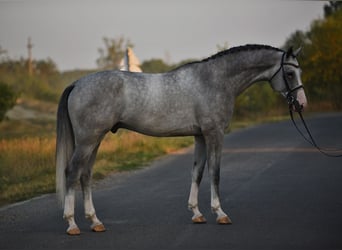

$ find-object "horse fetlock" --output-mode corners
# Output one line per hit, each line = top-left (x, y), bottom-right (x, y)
(189, 203), (202, 216)
(85, 213), (96, 220)
(211, 205), (221, 213)
(189, 203), (206, 223)
(86, 214), (105, 232)
(63, 213), (74, 221)
(211, 206), (232, 225)
(188, 203), (198, 211)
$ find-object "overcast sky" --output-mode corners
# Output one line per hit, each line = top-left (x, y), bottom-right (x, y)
(0, 0), (326, 71)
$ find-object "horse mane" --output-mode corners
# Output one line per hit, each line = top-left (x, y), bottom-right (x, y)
(172, 44), (284, 70)
(203, 44), (283, 62)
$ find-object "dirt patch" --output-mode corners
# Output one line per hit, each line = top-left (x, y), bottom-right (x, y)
(6, 105), (55, 120)
(5, 99), (56, 121)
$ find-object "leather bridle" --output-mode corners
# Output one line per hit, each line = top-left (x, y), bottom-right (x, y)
(270, 52), (304, 112)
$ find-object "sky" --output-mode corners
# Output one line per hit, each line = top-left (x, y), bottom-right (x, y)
(0, 0), (326, 71)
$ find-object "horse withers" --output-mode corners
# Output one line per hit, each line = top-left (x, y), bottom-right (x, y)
(56, 45), (307, 235)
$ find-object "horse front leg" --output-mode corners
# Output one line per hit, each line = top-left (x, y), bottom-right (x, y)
(205, 131), (232, 225)
(188, 136), (207, 223)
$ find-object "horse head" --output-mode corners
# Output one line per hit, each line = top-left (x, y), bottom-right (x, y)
(270, 47), (307, 111)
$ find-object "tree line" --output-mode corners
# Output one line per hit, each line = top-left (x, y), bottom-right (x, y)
(0, 2), (341, 121)
(282, 1), (342, 110)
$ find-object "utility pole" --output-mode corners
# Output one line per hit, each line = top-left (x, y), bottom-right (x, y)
(27, 37), (33, 75)
(0, 46), (7, 56)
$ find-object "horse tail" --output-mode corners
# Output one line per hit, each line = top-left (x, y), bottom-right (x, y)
(56, 84), (75, 207)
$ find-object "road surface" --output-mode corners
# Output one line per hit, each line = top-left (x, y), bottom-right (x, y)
(1, 113), (341, 249)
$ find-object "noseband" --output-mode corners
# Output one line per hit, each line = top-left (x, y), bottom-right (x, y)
(270, 52), (304, 112)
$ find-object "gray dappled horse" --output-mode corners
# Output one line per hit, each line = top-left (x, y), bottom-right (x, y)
(56, 45), (307, 235)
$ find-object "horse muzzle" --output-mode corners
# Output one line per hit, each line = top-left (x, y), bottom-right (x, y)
(287, 88), (307, 112)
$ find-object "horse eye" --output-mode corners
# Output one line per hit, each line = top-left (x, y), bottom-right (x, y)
(287, 72), (294, 79)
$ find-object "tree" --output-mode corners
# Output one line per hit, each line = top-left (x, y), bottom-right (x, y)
(0, 82), (17, 122)
(34, 58), (59, 76)
(0, 45), (7, 61)
(141, 59), (172, 73)
(282, 30), (309, 52)
(302, 9), (342, 109)
(96, 36), (133, 70)
(324, 1), (342, 17)
(283, 6), (342, 110)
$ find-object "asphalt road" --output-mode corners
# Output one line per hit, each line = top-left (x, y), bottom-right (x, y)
(1, 113), (342, 249)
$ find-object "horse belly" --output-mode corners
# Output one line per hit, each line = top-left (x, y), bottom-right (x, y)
(120, 114), (201, 137)
(142, 124), (202, 137)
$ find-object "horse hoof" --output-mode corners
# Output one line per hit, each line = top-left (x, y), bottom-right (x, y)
(92, 223), (106, 232)
(67, 226), (81, 235)
(217, 216), (232, 225)
(192, 215), (207, 224)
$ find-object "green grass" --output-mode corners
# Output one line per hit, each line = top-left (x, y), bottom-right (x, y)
(0, 137), (56, 205)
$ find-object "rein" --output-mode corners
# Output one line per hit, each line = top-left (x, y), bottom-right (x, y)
(288, 104), (342, 158)
(273, 52), (342, 157)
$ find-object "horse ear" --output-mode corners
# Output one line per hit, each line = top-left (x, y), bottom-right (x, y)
(293, 47), (302, 57)
(286, 47), (293, 58)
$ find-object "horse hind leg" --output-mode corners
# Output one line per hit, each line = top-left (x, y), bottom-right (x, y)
(63, 147), (83, 235)
(63, 141), (104, 235)
(188, 136), (207, 223)
(80, 144), (105, 233)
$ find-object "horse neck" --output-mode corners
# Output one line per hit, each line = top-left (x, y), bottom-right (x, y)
(208, 49), (282, 96)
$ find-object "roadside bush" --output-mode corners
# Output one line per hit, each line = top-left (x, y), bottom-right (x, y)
(235, 82), (284, 119)
(0, 82), (17, 121)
